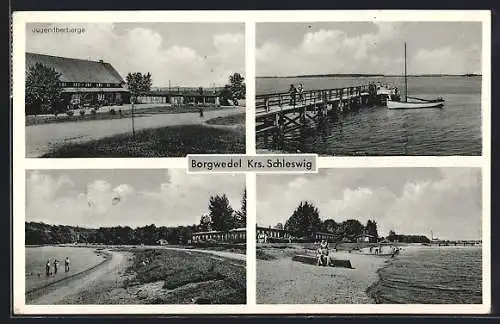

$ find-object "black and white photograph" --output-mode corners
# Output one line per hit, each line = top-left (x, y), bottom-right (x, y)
(24, 169), (246, 304)
(255, 22), (483, 156)
(256, 168), (483, 304)
(25, 23), (246, 158)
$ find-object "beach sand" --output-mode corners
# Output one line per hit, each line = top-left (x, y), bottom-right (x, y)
(26, 246), (246, 305)
(28, 249), (135, 305)
(257, 247), (388, 304)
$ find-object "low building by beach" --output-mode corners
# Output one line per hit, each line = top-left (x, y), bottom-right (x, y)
(26, 52), (130, 108)
(137, 87), (223, 106)
(191, 227), (246, 244)
(256, 226), (336, 243)
(356, 233), (378, 243)
(156, 239), (169, 246)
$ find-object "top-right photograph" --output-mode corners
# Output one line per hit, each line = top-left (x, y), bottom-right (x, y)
(255, 22), (483, 156)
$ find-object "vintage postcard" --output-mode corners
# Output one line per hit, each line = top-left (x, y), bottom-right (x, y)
(11, 10), (491, 315)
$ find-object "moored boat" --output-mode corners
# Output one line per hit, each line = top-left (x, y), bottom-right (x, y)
(387, 42), (445, 109)
(387, 97), (444, 109)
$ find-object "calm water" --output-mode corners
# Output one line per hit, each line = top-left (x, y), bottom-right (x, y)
(256, 76), (482, 156)
(25, 246), (104, 293)
(368, 247), (482, 304)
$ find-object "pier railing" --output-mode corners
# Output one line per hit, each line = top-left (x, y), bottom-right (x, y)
(256, 85), (371, 115)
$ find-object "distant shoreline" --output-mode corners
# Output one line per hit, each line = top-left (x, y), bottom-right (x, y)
(257, 74), (481, 78)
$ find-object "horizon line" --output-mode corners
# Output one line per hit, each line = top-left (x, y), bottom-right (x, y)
(257, 73), (482, 78)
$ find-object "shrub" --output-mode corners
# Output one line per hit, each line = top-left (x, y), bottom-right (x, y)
(79, 109), (85, 116)
(66, 110), (74, 116)
(109, 108), (116, 115)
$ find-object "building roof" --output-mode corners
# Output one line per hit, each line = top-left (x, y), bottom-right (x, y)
(61, 87), (129, 93)
(26, 52), (125, 84)
(256, 226), (289, 232)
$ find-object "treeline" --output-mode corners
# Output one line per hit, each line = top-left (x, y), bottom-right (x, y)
(280, 201), (379, 242)
(25, 222), (199, 245)
(278, 201), (429, 243)
(26, 190), (246, 245)
(387, 230), (430, 243)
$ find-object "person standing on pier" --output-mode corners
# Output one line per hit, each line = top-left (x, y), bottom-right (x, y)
(297, 83), (304, 103)
(289, 84), (297, 106)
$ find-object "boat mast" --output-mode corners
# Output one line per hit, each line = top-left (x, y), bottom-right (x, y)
(404, 42), (408, 102)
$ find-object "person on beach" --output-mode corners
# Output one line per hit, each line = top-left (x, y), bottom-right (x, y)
(65, 257), (70, 272)
(289, 84), (297, 106)
(317, 239), (329, 266)
(45, 260), (51, 276)
(53, 259), (59, 274)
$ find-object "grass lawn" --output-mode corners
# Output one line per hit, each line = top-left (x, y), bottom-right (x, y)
(26, 105), (241, 126)
(205, 112), (245, 126)
(41, 124), (245, 157)
(125, 249), (246, 304)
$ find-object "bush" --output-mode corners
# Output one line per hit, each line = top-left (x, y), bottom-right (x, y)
(66, 110), (74, 116)
(79, 109), (85, 116)
(109, 108), (116, 115)
(91, 109), (97, 116)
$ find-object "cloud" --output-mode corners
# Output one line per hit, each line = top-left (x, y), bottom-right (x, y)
(257, 168), (481, 240)
(412, 44), (481, 74)
(26, 24), (244, 87)
(26, 170), (245, 228)
(256, 22), (481, 76)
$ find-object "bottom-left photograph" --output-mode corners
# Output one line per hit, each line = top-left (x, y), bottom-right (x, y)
(23, 169), (247, 305)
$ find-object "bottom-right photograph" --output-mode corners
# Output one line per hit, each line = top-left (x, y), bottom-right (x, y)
(256, 167), (483, 305)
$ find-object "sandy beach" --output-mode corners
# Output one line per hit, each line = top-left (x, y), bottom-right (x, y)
(27, 249), (134, 305)
(26, 246), (246, 305)
(257, 245), (388, 304)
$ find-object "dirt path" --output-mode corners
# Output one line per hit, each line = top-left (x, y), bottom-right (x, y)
(158, 246), (246, 262)
(26, 109), (242, 157)
(28, 250), (129, 305)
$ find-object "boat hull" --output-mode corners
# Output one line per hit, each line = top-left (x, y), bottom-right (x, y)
(387, 99), (444, 109)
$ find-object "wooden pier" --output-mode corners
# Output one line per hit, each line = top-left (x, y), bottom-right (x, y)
(255, 84), (378, 145)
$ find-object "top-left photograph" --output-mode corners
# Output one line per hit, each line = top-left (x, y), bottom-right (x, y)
(24, 23), (246, 158)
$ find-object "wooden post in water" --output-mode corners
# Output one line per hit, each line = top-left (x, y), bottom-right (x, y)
(404, 42), (408, 102)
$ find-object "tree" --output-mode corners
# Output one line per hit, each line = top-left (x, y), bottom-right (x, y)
(388, 230), (397, 242)
(234, 189), (246, 228)
(341, 219), (365, 240)
(284, 201), (322, 238)
(126, 72), (152, 137)
(365, 220), (379, 241)
(218, 85), (233, 106)
(229, 73), (245, 100)
(274, 223), (284, 230)
(208, 194), (234, 231)
(26, 63), (63, 115)
(322, 219), (338, 233)
(199, 213), (212, 231)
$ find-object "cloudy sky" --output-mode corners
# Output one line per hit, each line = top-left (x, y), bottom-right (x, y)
(26, 23), (245, 87)
(26, 169), (245, 228)
(256, 22), (482, 76)
(257, 168), (482, 240)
